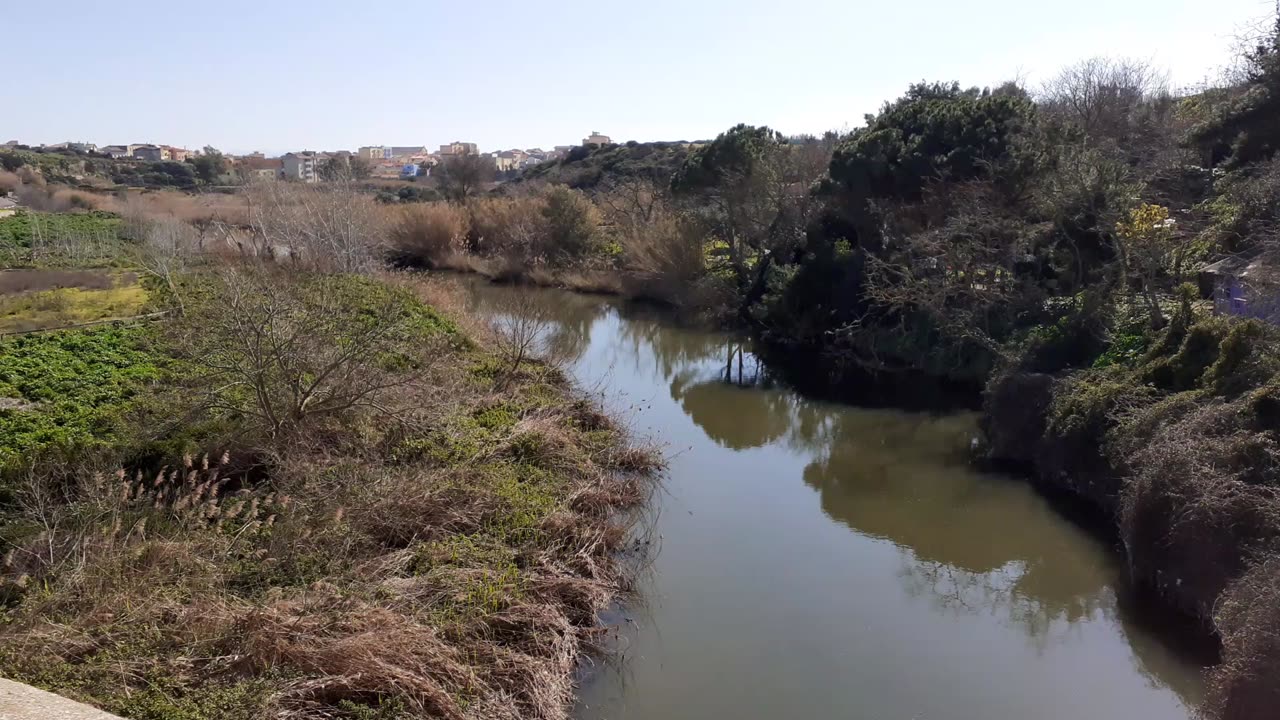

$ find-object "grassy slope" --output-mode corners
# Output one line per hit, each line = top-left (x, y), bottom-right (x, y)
(0, 273), (657, 720)
(0, 211), (125, 268)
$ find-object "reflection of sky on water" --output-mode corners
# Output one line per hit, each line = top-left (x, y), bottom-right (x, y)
(458, 276), (1207, 720)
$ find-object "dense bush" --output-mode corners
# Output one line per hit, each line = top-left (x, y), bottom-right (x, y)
(111, 160), (197, 189)
(540, 187), (602, 262)
(388, 203), (470, 266)
(1192, 14), (1280, 168)
(825, 82), (1036, 204)
(516, 141), (692, 190)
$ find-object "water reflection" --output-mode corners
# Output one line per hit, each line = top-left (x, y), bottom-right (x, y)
(455, 276), (1207, 718)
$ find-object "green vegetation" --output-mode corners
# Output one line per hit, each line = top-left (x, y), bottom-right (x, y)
(110, 160), (197, 189)
(0, 210), (126, 268)
(1, 146), (203, 189)
(515, 140), (693, 190)
(0, 210), (120, 246)
(0, 280), (148, 333)
(0, 264), (657, 720)
(456, 12), (1280, 718)
(0, 325), (165, 469)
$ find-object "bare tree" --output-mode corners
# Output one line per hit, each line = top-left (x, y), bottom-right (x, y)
(245, 180), (386, 273)
(436, 153), (495, 204)
(487, 294), (562, 386)
(596, 176), (667, 227)
(183, 267), (441, 438)
(133, 216), (200, 315)
(862, 182), (1039, 359)
(1039, 57), (1171, 139)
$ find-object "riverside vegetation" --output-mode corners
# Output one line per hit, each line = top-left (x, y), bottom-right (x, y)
(3, 12), (1280, 717)
(378, 14), (1280, 720)
(0, 189), (659, 719)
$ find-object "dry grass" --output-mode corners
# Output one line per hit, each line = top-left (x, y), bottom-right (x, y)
(0, 269), (126, 295)
(1118, 396), (1280, 620)
(465, 197), (546, 259)
(1203, 556), (1280, 720)
(389, 203), (471, 267)
(0, 273), (661, 720)
(95, 189), (252, 226)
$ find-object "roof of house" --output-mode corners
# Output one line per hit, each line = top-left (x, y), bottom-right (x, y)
(1203, 251), (1267, 279)
(241, 157), (283, 170)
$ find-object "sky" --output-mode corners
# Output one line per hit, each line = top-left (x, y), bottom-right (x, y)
(4, 0), (1276, 155)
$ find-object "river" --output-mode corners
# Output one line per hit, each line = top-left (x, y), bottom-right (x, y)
(458, 277), (1208, 720)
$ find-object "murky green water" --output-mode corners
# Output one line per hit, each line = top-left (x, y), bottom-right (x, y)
(459, 278), (1207, 720)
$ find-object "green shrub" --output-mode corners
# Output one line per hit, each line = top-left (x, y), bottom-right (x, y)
(1142, 317), (1231, 391)
(0, 325), (166, 469)
(541, 187), (602, 263)
(1205, 319), (1280, 396)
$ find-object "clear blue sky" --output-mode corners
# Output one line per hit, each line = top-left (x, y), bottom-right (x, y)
(5, 0), (1275, 154)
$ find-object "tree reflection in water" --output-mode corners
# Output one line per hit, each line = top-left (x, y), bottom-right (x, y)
(459, 277), (1206, 709)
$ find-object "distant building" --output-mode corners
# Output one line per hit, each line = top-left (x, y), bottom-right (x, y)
(371, 162), (403, 179)
(44, 141), (97, 153)
(389, 146), (427, 159)
(493, 150), (525, 172)
(1201, 253), (1280, 322)
(132, 144), (168, 162)
(358, 146), (391, 161)
(439, 141), (478, 156)
(100, 145), (132, 159)
(400, 164), (419, 178)
(281, 152), (318, 182)
(582, 131), (611, 146)
(165, 147), (190, 162)
(0, 196), (18, 218)
(239, 156), (283, 182)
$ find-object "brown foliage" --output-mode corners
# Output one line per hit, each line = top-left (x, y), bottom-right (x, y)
(0, 274), (661, 719)
(0, 269), (122, 295)
(466, 197), (546, 259)
(93, 188), (253, 226)
(245, 183), (386, 272)
(388, 203), (471, 267)
(1204, 557), (1280, 720)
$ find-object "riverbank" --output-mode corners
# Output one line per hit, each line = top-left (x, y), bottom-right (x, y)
(0, 268), (659, 719)
(451, 278), (1207, 720)
(461, 272), (1273, 718)
(981, 301), (1280, 717)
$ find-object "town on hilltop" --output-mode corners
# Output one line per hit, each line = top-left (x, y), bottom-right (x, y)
(2, 132), (614, 184)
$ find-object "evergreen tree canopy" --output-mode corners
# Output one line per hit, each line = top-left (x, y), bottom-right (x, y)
(671, 124), (787, 195)
(826, 82), (1035, 202)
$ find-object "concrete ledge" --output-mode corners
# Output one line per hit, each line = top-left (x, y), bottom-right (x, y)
(0, 679), (123, 719)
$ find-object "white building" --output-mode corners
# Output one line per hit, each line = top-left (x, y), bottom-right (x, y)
(582, 131), (611, 146)
(282, 152), (318, 183)
(358, 146), (391, 161)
